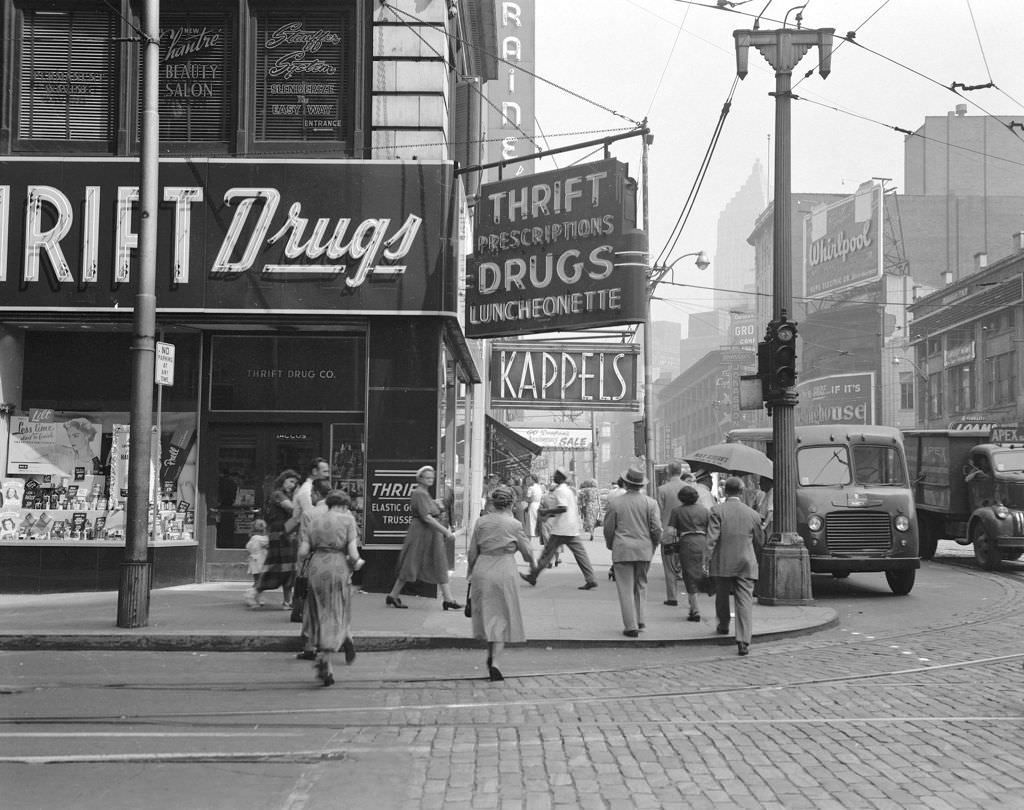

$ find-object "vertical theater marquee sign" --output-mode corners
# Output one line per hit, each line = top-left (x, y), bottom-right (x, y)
(466, 159), (648, 339)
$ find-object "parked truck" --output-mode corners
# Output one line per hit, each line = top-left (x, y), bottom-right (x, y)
(904, 427), (1024, 568)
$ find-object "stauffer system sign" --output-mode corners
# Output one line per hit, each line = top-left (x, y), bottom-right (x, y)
(466, 159), (648, 338)
(0, 158), (454, 315)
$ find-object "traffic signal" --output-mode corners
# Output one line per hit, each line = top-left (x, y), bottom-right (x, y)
(767, 319), (798, 397)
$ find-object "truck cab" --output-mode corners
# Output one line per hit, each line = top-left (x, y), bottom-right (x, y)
(963, 443), (1024, 568)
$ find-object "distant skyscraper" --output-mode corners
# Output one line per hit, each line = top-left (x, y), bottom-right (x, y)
(651, 320), (682, 381)
(714, 162), (766, 315)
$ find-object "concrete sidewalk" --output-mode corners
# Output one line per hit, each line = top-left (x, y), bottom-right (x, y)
(0, 540), (836, 652)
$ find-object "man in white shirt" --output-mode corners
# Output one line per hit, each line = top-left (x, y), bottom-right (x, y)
(521, 468), (598, 590)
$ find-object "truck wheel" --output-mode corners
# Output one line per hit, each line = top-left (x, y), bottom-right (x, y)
(918, 515), (939, 560)
(1001, 550), (1024, 561)
(971, 523), (1001, 570)
(885, 569), (915, 595)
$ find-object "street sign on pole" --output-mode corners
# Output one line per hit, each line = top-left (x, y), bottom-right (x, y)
(155, 341), (175, 387)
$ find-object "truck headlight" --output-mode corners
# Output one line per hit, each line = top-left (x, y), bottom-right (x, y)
(996, 505), (1010, 519)
(894, 515), (910, 532)
(807, 515), (823, 532)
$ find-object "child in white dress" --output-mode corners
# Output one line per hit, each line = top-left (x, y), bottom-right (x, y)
(245, 519), (270, 606)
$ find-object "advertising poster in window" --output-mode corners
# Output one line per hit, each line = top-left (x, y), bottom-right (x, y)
(160, 12), (231, 142)
(255, 12), (350, 141)
(6, 416), (102, 480)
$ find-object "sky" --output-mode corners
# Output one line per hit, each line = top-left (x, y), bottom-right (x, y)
(530, 0), (1024, 330)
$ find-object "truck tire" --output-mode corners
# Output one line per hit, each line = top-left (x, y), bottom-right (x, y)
(885, 569), (915, 595)
(918, 515), (939, 560)
(971, 522), (1001, 570)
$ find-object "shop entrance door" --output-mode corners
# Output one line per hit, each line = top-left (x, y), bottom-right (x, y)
(205, 424), (322, 553)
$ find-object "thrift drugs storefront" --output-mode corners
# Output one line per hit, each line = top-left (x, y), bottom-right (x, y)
(0, 157), (477, 592)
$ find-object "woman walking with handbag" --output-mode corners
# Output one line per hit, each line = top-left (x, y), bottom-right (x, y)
(302, 490), (364, 686)
(247, 469), (300, 609)
(467, 485), (535, 681)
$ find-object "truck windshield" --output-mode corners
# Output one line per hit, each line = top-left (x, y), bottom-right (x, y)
(991, 449), (1024, 473)
(797, 446), (850, 486)
(851, 445), (907, 485)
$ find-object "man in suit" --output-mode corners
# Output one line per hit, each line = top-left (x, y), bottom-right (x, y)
(707, 476), (765, 656)
(656, 461), (687, 606)
(603, 466), (662, 637)
(522, 468), (598, 590)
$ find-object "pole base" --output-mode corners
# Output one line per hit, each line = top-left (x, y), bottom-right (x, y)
(117, 560), (153, 628)
(757, 533), (813, 605)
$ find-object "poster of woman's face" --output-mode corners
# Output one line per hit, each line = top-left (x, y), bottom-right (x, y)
(5, 416), (102, 479)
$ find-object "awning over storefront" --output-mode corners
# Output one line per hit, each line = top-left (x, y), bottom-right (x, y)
(485, 416), (542, 481)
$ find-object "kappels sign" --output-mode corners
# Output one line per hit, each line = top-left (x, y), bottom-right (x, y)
(490, 341), (640, 411)
(0, 158), (453, 314)
(466, 159), (648, 338)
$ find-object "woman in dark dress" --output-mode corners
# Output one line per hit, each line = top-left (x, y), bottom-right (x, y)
(667, 485), (711, 622)
(247, 469), (300, 609)
(385, 465), (461, 610)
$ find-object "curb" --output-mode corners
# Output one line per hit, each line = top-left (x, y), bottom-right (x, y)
(0, 612), (838, 653)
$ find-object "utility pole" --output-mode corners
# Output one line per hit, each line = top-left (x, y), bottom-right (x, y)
(117, 0), (160, 628)
(733, 25), (834, 605)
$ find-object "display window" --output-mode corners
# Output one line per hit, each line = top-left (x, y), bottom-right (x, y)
(2, 410), (198, 546)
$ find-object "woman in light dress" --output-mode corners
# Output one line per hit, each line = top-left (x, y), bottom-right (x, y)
(525, 473), (544, 541)
(302, 490), (364, 686)
(467, 485), (536, 681)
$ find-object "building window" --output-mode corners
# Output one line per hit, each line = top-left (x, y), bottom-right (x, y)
(927, 372), (943, 419)
(252, 5), (355, 145)
(984, 352), (1017, 407)
(158, 10), (234, 144)
(899, 372), (914, 410)
(16, 6), (119, 146)
(950, 363), (975, 413)
(926, 337), (941, 357)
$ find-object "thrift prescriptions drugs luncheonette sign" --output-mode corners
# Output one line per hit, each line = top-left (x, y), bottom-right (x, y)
(466, 159), (648, 338)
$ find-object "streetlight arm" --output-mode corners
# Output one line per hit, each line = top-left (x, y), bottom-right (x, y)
(649, 250), (710, 294)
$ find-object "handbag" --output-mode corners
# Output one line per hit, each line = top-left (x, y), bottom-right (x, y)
(463, 582), (472, 618)
(290, 557), (311, 623)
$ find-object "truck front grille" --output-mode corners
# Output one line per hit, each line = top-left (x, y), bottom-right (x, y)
(824, 511), (893, 554)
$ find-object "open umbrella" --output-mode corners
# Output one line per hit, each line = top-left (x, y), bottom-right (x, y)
(683, 442), (774, 480)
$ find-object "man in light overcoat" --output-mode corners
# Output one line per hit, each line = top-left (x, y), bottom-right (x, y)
(603, 466), (662, 637)
(706, 476), (765, 656)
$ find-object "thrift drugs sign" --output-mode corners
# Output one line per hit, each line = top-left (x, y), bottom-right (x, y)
(466, 160), (648, 337)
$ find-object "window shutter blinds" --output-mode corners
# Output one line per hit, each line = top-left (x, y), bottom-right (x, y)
(17, 9), (117, 142)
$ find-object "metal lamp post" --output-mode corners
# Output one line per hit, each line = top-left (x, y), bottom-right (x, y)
(117, 0), (160, 628)
(733, 24), (833, 605)
(644, 251), (710, 493)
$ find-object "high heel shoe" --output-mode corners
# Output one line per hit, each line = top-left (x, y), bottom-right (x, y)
(488, 665), (504, 682)
(342, 638), (356, 665)
(385, 596), (407, 609)
(442, 600), (463, 611)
